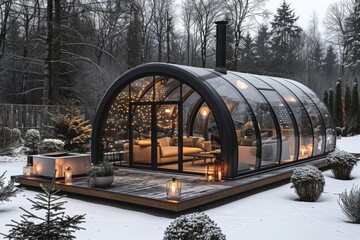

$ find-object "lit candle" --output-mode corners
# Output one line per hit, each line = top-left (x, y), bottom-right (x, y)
(64, 167), (72, 183)
(208, 175), (213, 181)
(171, 184), (176, 196)
(218, 172), (222, 181)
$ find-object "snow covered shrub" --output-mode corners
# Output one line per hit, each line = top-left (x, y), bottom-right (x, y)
(290, 165), (325, 202)
(24, 129), (41, 155)
(326, 151), (357, 180)
(11, 128), (21, 145)
(0, 127), (20, 155)
(39, 139), (65, 154)
(338, 185), (360, 223)
(163, 212), (226, 240)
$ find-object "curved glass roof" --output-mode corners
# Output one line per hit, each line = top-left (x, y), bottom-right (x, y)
(92, 63), (336, 178)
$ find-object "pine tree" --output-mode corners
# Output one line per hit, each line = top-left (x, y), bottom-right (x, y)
(351, 79), (360, 134)
(328, 88), (335, 118)
(344, 1), (360, 75)
(225, 15), (236, 71)
(239, 32), (257, 73)
(0, 171), (21, 203)
(127, 4), (142, 68)
(2, 177), (85, 239)
(344, 83), (352, 135)
(270, 1), (302, 77)
(335, 79), (343, 127)
(255, 24), (271, 74)
(323, 90), (329, 107)
(323, 45), (338, 81)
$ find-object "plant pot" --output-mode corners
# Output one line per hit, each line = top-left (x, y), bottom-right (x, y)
(92, 175), (114, 188)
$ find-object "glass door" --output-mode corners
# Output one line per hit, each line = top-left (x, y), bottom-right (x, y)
(130, 104), (152, 168)
(156, 104), (180, 171)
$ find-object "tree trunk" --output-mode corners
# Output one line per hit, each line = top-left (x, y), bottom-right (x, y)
(166, 12), (171, 63)
(52, 0), (61, 104)
(0, 1), (12, 59)
(43, 0), (53, 105)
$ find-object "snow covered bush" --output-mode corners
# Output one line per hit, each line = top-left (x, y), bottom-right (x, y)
(290, 165), (325, 202)
(0, 127), (21, 155)
(338, 185), (360, 223)
(39, 139), (65, 154)
(163, 212), (226, 240)
(326, 151), (357, 180)
(24, 129), (41, 155)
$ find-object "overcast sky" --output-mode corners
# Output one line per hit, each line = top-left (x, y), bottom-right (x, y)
(265, 0), (340, 30)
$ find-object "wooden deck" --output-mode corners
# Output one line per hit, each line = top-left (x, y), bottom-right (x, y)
(12, 159), (327, 213)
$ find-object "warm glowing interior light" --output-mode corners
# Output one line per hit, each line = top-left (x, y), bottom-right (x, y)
(200, 106), (210, 117)
(236, 80), (248, 89)
(165, 108), (171, 113)
(284, 96), (296, 102)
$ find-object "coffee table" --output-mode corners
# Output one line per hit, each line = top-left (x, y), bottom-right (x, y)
(186, 153), (216, 165)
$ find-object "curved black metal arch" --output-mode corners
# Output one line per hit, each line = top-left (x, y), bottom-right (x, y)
(91, 63), (238, 177)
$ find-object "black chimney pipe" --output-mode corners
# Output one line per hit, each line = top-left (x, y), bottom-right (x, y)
(215, 21), (228, 74)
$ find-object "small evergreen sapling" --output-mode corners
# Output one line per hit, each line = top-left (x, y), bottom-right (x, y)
(2, 176), (85, 239)
(0, 171), (21, 203)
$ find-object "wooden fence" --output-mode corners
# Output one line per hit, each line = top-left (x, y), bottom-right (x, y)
(0, 104), (96, 134)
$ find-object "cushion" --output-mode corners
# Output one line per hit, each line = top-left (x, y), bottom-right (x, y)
(138, 140), (151, 147)
(161, 146), (179, 157)
(196, 137), (205, 149)
(157, 137), (171, 147)
(183, 137), (193, 147)
(183, 147), (203, 155)
(191, 137), (199, 147)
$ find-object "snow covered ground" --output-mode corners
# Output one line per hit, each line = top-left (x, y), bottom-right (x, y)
(0, 137), (359, 240)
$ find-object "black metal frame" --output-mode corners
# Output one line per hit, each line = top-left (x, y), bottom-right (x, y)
(91, 62), (335, 179)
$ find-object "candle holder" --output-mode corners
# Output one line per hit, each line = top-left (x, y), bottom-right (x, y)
(205, 161), (215, 182)
(166, 178), (182, 200)
(64, 167), (73, 183)
(214, 156), (224, 181)
(23, 163), (33, 177)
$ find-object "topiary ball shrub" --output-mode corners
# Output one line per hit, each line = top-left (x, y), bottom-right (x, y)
(24, 129), (41, 155)
(11, 128), (21, 145)
(290, 165), (325, 202)
(326, 151), (357, 180)
(39, 139), (65, 154)
(338, 185), (360, 223)
(163, 212), (226, 240)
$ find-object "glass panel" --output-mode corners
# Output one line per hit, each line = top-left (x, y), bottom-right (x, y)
(101, 86), (129, 166)
(255, 75), (312, 160)
(157, 104), (179, 171)
(289, 80), (336, 152)
(131, 104), (152, 167)
(273, 78), (325, 156)
(131, 76), (153, 102)
(155, 77), (181, 101)
(183, 91), (201, 135)
(261, 90), (296, 163)
(235, 72), (272, 89)
(227, 72), (280, 168)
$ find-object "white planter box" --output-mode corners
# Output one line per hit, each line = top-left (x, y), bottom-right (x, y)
(32, 153), (91, 178)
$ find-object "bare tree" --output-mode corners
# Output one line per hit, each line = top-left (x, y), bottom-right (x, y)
(225, 0), (267, 70)
(193, 0), (222, 68)
(181, 0), (194, 65)
(324, 0), (354, 76)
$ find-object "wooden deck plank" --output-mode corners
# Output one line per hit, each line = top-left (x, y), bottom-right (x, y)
(12, 158), (328, 212)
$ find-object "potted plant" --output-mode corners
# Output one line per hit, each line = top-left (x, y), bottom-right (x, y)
(86, 160), (114, 187)
(326, 151), (357, 180)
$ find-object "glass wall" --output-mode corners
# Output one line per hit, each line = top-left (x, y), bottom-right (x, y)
(98, 67), (335, 177)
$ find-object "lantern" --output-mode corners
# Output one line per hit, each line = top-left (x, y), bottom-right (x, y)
(200, 106), (210, 118)
(64, 167), (72, 183)
(300, 146), (307, 157)
(306, 144), (313, 156)
(23, 164), (33, 177)
(166, 178), (182, 200)
(214, 157), (224, 181)
(205, 162), (215, 182)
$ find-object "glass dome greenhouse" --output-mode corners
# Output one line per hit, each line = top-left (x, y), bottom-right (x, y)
(91, 63), (336, 178)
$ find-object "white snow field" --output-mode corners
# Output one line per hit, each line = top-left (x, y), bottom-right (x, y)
(0, 136), (359, 240)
